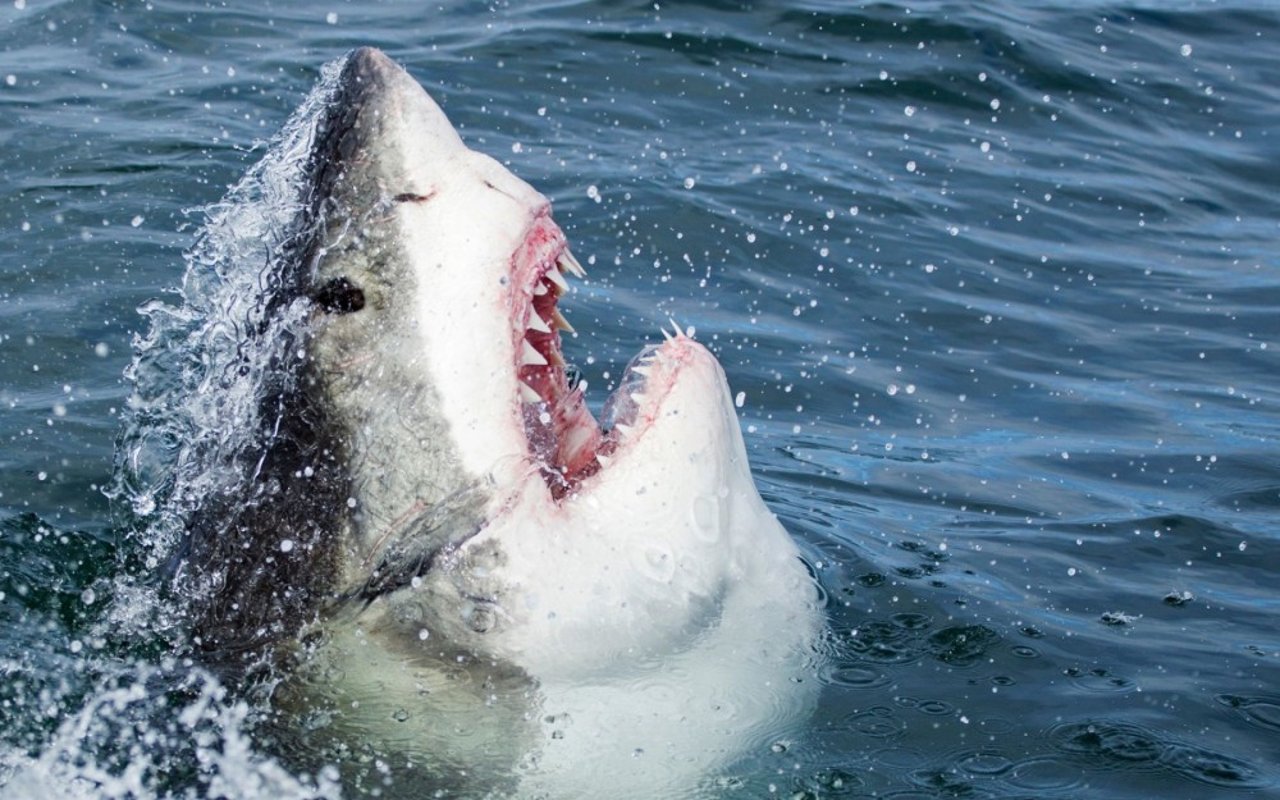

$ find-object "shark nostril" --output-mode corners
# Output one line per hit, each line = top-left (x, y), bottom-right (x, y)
(313, 276), (366, 314)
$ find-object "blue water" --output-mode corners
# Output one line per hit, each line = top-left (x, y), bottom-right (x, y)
(2, 1), (1279, 797)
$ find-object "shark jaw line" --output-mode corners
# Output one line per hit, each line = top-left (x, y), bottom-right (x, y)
(508, 218), (688, 502)
(509, 212), (598, 500)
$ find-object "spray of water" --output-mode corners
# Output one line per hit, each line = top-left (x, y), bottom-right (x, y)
(0, 57), (354, 800)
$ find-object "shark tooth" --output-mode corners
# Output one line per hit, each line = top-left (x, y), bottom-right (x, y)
(551, 308), (575, 333)
(521, 340), (549, 366)
(558, 250), (586, 278)
(595, 453), (611, 467)
(532, 282), (549, 297)
(545, 266), (569, 294)
(527, 311), (551, 334)
(519, 381), (542, 403)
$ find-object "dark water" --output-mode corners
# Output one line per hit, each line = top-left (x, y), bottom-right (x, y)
(2, 1), (1279, 797)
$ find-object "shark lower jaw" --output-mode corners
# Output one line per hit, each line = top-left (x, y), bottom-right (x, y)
(508, 215), (691, 502)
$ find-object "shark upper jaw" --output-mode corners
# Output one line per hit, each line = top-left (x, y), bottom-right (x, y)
(506, 212), (602, 500)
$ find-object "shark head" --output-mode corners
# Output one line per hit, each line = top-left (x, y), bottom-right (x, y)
(302, 47), (803, 602)
(206, 47), (818, 796)
(300, 46), (570, 541)
(302, 48), (607, 565)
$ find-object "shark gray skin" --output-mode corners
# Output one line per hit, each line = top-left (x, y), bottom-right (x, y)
(178, 47), (820, 798)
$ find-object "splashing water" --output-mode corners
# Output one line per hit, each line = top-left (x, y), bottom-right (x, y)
(1, 60), (353, 800)
(1, 663), (342, 800)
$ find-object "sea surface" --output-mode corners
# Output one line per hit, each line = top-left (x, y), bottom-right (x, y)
(2, 1), (1278, 798)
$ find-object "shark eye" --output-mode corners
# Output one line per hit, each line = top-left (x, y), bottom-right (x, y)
(313, 277), (366, 314)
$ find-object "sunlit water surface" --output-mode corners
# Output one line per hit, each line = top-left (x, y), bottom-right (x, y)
(2, 1), (1278, 798)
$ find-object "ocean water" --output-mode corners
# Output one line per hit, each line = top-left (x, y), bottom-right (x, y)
(2, 1), (1278, 798)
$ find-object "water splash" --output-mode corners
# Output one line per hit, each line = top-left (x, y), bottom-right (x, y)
(0, 663), (342, 800)
(106, 59), (344, 632)
(2, 57), (357, 800)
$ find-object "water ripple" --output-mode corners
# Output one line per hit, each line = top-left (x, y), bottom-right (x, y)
(1050, 719), (1268, 789)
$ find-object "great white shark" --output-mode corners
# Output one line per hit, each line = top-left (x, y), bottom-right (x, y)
(176, 47), (819, 798)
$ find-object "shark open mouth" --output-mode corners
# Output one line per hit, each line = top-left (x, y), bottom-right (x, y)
(511, 213), (647, 500)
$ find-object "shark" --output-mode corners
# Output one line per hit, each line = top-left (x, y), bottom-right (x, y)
(176, 47), (819, 798)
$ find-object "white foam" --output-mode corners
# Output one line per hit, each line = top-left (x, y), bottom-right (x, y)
(0, 664), (341, 800)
